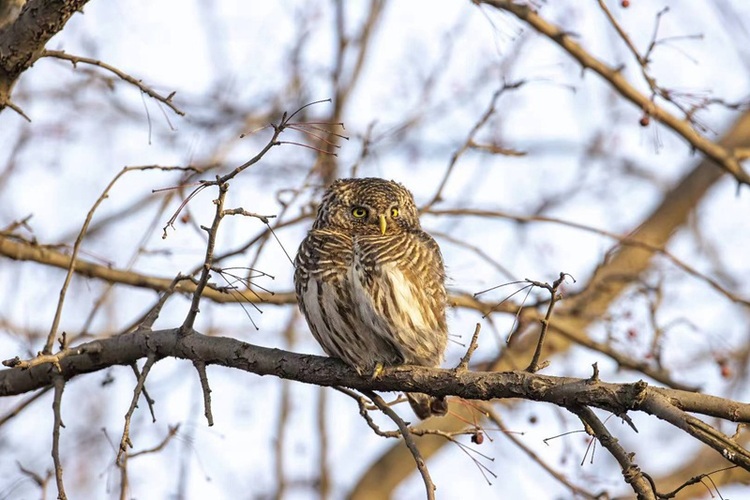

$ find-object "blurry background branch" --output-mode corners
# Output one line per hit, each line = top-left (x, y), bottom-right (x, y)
(477, 0), (750, 185)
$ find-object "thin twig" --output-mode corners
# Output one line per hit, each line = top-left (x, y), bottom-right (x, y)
(526, 272), (572, 373)
(485, 409), (600, 499)
(362, 390), (437, 500)
(181, 179), (228, 331)
(430, 206), (750, 309)
(117, 353), (157, 465)
(192, 360), (214, 426)
(657, 465), (737, 499)
(422, 80), (524, 210)
(16, 462), (52, 496)
(42, 50), (185, 116)
(127, 425), (180, 459)
(456, 323), (481, 372)
(273, 380), (290, 499)
(4, 99), (31, 121)
(570, 405), (655, 499)
(51, 376), (67, 500)
(139, 274), (188, 331)
(129, 363), (157, 423)
(317, 387), (331, 499)
(45, 165), (197, 354)
(220, 208), (276, 223)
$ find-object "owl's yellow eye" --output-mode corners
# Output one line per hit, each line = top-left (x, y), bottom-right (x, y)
(390, 207), (399, 218)
(352, 207), (367, 218)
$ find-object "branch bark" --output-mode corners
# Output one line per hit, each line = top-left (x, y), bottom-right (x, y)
(2, 328), (750, 474)
(0, 0), (89, 113)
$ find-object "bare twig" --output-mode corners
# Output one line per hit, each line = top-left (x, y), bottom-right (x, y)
(51, 376), (67, 500)
(129, 363), (157, 423)
(273, 379), (290, 499)
(192, 360), (214, 426)
(455, 323), (482, 372)
(526, 272), (572, 373)
(181, 179), (228, 331)
(4, 98), (31, 121)
(423, 80), (524, 210)
(117, 353), (157, 465)
(139, 274), (188, 331)
(317, 386), (331, 499)
(128, 425), (180, 459)
(485, 409), (601, 499)
(16, 462), (52, 497)
(41, 50), (185, 116)
(362, 390), (436, 500)
(657, 465), (737, 499)
(570, 405), (655, 499)
(221, 208), (276, 223)
(428, 207), (750, 309)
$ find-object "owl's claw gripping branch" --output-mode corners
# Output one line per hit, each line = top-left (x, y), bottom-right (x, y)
(370, 362), (385, 379)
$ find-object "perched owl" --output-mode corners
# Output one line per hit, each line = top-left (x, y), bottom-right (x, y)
(294, 177), (449, 419)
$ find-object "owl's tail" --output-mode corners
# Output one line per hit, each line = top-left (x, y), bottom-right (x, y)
(406, 393), (448, 419)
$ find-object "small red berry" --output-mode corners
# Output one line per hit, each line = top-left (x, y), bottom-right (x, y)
(717, 358), (732, 378)
(621, 0), (630, 7)
(471, 432), (484, 445)
(640, 114), (650, 127)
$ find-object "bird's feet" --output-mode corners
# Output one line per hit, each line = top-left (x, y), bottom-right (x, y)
(369, 362), (385, 379)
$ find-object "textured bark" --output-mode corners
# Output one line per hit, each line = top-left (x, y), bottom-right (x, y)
(2, 328), (750, 423)
(0, 0), (89, 110)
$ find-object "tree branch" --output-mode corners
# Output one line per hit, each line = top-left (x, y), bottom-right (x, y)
(2, 328), (750, 472)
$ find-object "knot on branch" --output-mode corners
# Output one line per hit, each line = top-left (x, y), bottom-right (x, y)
(622, 463), (644, 484)
(2, 356), (21, 368)
(622, 380), (649, 409)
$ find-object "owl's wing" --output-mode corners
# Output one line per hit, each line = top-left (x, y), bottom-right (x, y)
(294, 230), (352, 286)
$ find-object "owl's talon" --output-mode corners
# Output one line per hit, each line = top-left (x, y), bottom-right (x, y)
(370, 363), (385, 379)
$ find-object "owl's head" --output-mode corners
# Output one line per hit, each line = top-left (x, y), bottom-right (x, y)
(313, 178), (421, 235)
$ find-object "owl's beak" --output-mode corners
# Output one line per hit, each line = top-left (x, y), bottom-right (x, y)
(378, 214), (387, 235)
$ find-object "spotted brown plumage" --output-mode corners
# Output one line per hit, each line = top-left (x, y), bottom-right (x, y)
(294, 177), (449, 419)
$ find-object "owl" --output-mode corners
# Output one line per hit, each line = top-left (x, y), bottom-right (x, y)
(294, 177), (449, 419)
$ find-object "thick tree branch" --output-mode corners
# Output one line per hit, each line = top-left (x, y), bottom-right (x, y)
(2, 328), (750, 472)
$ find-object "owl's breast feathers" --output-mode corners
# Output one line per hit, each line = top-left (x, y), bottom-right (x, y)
(295, 229), (447, 369)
